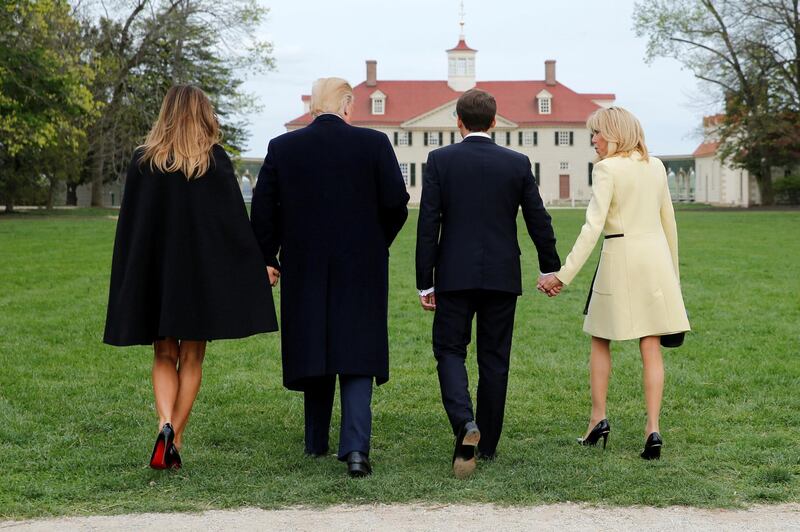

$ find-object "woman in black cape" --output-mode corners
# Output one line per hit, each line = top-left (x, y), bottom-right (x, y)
(104, 85), (278, 469)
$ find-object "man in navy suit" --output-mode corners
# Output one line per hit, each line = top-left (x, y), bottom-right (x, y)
(415, 88), (561, 478)
(252, 78), (409, 477)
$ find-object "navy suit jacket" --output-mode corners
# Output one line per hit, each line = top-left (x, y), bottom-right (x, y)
(415, 135), (560, 295)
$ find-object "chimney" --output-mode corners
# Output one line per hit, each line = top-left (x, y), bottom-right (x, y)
(366, 60), (377, 87)
(545, 60), (556, 86)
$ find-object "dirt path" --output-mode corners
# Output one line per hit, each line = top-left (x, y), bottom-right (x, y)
(3, 503), (800, 531)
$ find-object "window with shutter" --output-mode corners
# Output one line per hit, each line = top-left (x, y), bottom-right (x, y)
(557, 131), (570, 146)
(428, 132), (439, 146)
(399, 163), (409, 186)
(398, 131), (409, 146)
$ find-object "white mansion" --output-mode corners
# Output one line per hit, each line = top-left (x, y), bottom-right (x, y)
(285, 35), (615, 204)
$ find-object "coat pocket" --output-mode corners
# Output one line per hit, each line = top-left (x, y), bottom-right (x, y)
(593, 250), (614, 295)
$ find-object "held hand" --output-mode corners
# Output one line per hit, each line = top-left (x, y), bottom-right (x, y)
(537, 274), (563, 297)
(267, 266), (280, 287)
(420, 293), (436, 311)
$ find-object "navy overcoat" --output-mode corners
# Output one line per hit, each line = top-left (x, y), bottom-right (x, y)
(251, 115), (409, 391)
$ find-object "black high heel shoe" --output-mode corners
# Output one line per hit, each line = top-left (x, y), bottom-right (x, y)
(166, 443), (182, 470)
(149, 423), (175, 470)
(577, 419), (610, 448)
(640, 432), (662, 460)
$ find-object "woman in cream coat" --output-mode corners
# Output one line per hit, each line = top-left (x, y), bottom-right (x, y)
(539, 106), (690, 459)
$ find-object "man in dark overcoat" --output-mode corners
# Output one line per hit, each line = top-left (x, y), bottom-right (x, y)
(415, 88), (561, 478)
(251, 77), (409, 477)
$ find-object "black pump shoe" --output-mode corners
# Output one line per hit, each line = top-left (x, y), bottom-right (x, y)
(641, 432), (662, 460)
(577, 419), (610, 448)
(149, 423), (175, 470)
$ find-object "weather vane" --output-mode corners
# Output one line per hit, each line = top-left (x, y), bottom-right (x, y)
(459, 0), (465, 37)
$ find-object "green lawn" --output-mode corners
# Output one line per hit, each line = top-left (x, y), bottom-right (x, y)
(0, 208), (798, 518)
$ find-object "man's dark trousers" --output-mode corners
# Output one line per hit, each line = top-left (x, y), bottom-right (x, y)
(433, 289), (518, 456)
(303, 375), (373, 459)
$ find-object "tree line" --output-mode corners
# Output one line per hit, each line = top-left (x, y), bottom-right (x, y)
(635, 0), (800, 205)
(0, 0), (274, 212)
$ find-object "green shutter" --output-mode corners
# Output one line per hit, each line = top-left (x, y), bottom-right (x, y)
(519, 131), (523, 145)
(588, 162), (594, 186)
(394, 132), (398, 146)
(408, 131), (413, 146)
(411, 163), (416, 187)
(535, 163), (540, 185)
(534, 131), (538, 146)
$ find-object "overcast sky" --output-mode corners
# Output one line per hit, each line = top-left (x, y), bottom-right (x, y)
(239, 0), (720, 158)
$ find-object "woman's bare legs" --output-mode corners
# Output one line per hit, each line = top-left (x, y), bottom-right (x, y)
(152, 338), (180, 429)
(172, 340), (207, 450)
(585, 336), (612, 438)
(639, 336), (664, 437)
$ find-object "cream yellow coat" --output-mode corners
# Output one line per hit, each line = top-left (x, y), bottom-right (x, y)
(556, 153), (690, 341)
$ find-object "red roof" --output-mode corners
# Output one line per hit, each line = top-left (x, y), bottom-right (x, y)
(287, 80), (615, 127)
(447, 39), (477, 52)
(693, 141), (719, 157)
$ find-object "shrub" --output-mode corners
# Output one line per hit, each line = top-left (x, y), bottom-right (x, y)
(774, 175), (800, 205)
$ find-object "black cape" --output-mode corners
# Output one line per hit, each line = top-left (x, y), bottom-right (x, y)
(251, 115), (409, 391)
(104, 145), (278, 346)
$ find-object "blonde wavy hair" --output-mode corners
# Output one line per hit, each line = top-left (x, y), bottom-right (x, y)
(310, 77), (354, 117)
(140, 85), (220, 179)
(587, 106), (649, 162)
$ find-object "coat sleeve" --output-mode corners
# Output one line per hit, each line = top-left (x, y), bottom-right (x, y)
(250, 140), (282, 270)
(415, 151), (441, 290)
(520, 156), (561, 273)
(659, 164), (680, 280)
(375, 133), (409, 247)
(556, 160), (614, 285)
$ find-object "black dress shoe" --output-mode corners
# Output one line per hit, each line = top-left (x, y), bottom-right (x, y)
(452, 420), (480, 479)
(641, 432), (662, 460)
(476, 449), (496, 461)
(577, 419), (611, 449)
(345, 451), (372, 477)
(305, 448), (329, 458)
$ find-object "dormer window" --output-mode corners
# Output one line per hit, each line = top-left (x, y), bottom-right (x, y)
(370, 90), (386, 115)
(539, 98), (551, 114)
(536, 89), (553, 115)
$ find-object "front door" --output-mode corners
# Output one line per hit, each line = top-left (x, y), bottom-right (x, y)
(559, 174), (570, 199)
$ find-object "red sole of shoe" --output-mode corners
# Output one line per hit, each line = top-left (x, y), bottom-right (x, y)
(150, 440), (167, 469)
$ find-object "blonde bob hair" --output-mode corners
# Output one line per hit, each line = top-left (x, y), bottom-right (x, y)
(310, 77), (354, 117)
(587, 106), (649, 162)
(140, 85), (220, 179)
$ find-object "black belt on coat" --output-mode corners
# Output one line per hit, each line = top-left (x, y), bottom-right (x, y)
(583, 234), (624, 315)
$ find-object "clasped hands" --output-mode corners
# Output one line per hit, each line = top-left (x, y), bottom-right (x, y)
(537, 273), (563, 297)
(267, 266), (280, 287)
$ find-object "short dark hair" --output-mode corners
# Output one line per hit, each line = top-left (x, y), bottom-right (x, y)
(456, 89), (497, 132)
